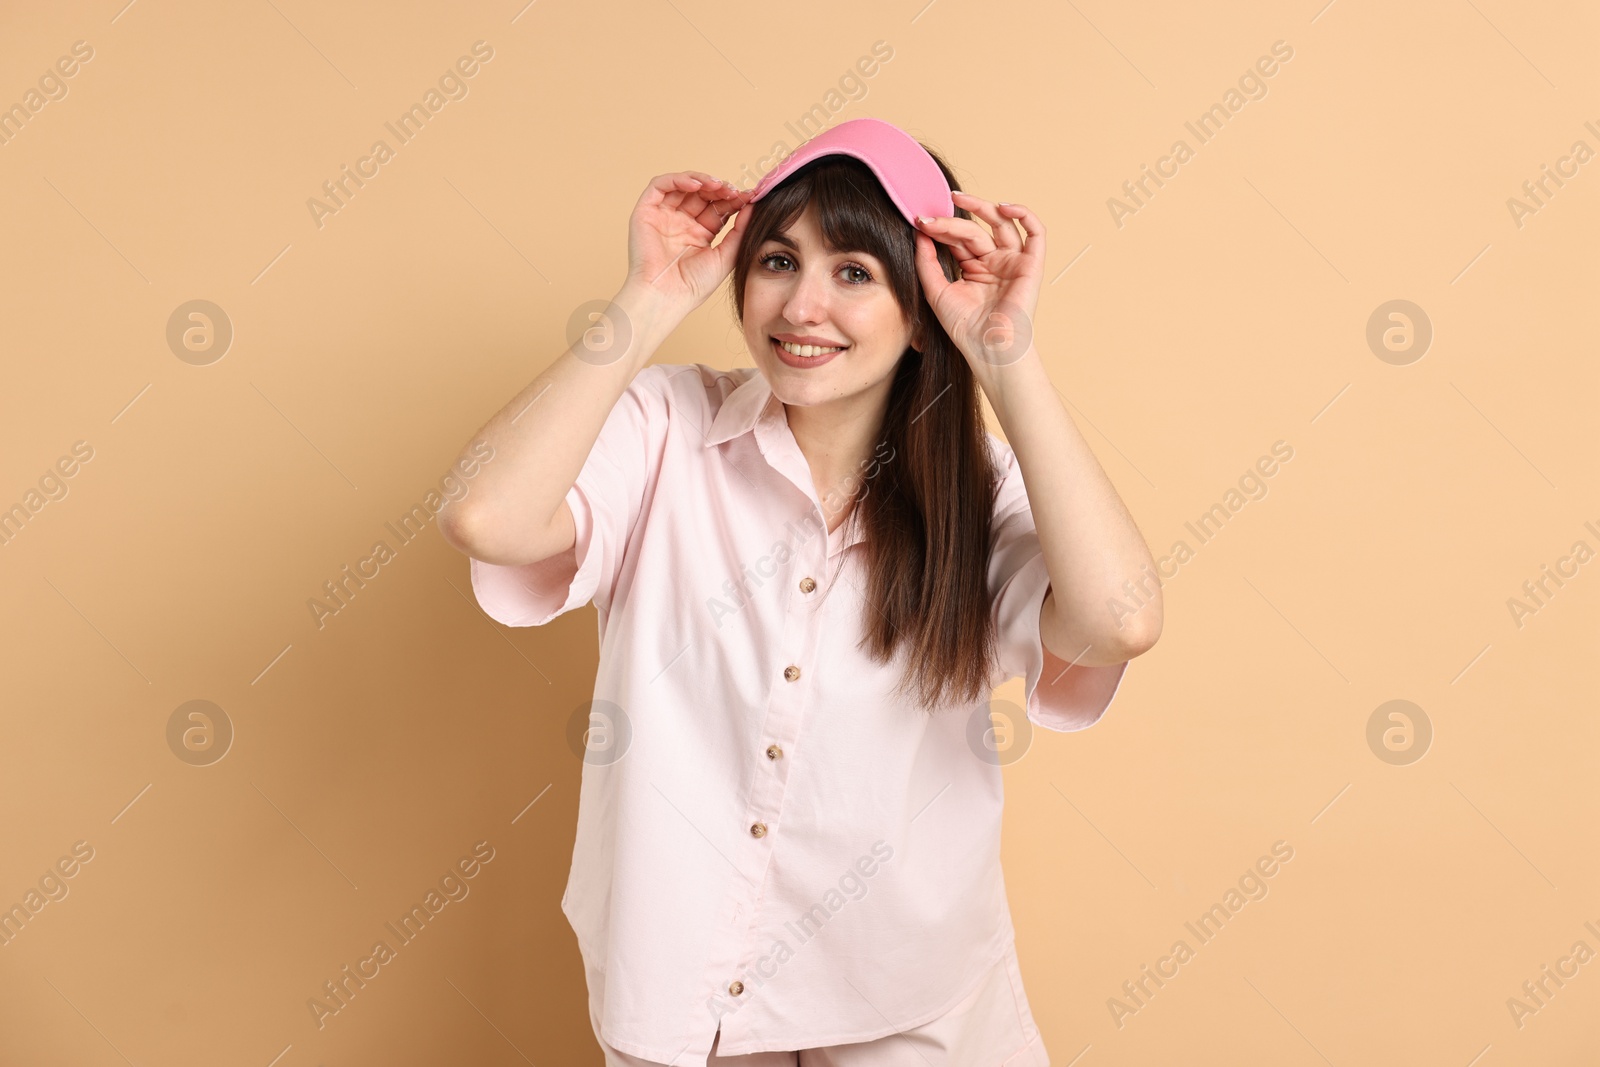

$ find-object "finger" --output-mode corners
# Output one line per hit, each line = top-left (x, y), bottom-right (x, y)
(647, 171), (719, 199)
(913, 214), (995, 262)
(951, 191), (1022, 252)
(683, 171), (740, 202)
(995, 201), (1047, 267)
(639, 172), (704, 214)
(695, 185), (751, 234)
(649, 170), (740, 207)
(666, 173), (748, 234)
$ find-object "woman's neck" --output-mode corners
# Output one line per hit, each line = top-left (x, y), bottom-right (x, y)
(783, 384), (891, 532)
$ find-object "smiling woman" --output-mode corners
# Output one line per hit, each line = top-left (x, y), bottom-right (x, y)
(439, 116), (1158, 1067)
(727, 144), (998, 709)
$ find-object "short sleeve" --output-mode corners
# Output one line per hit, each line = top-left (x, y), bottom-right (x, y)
(468, 363), (673, 627)
(988, 437), (1128, 732)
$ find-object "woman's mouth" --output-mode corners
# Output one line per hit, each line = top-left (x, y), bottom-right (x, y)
(772, 337), (848, 369)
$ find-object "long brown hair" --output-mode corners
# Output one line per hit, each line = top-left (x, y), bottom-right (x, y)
(728, 144), (1002, 710)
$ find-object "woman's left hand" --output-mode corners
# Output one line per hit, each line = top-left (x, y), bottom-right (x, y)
(912, 190), (1045, 369)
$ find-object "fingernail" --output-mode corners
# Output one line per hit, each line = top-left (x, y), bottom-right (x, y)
(916, 216), (932, 224)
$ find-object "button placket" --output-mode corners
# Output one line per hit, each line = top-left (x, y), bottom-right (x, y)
(719, 541), (825, 1004)
(705, 459), (828, 1017)
(762, 565), (813, 769)
(755, 559), (816, 827)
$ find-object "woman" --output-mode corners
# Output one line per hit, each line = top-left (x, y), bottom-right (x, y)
(440, 118), (1162, 1066)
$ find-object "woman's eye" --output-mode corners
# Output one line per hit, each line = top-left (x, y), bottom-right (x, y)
(759, 253), (873, 285)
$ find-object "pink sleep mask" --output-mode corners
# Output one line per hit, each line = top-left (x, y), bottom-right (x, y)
(747, 117), (954, 227)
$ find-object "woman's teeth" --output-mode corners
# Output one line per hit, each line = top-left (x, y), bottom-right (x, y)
(778, 340), (846, 358)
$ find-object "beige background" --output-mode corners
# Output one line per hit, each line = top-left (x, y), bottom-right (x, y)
(1, 0), (1595, 1064)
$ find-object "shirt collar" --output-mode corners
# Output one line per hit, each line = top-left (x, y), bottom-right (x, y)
(702, 367), (865, 554)
(703, 367), (775, 447)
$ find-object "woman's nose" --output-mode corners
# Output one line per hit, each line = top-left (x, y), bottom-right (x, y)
(781, 268), (834, 324)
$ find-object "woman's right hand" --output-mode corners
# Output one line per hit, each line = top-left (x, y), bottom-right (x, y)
(621, 171), (752, 320)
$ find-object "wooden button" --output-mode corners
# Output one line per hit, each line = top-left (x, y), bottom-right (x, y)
(766, 744), (782, 760)
(750, 822), (768, 838)
(799, 576), (816, 593)
(783, 665), (801, 681)
(729, 980), (744, 995)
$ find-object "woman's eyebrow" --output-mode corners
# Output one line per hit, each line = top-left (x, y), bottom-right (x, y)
(764, 232), (861, 257)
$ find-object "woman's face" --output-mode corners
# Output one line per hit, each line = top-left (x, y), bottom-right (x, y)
(742, 203), (919, 409)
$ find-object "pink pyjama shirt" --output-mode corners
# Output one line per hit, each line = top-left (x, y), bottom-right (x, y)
(468, 362), (1128, 1064)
